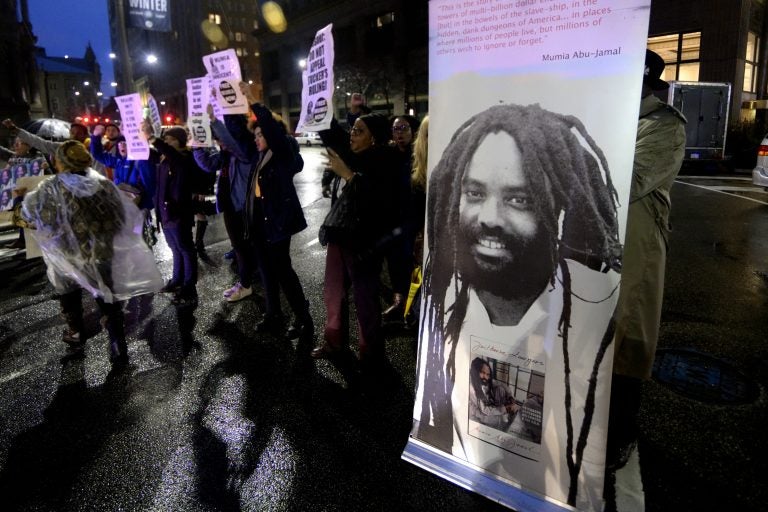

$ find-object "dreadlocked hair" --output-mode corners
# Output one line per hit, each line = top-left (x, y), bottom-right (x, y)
(418, 104), (621, 449)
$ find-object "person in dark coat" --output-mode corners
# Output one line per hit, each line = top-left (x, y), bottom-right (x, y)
(240, 82), (313, 342)
(312, 112), (401, 366)
(142, 121), (199, 306)
(193, 106), (258, 301)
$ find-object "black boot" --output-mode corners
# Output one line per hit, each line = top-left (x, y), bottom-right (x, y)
(104, 313), (128, 366)
(287, 302), (314, 342)
(60, 291), (85, 349)
(195, 220), (208, 255)
(255, 313), (285, 335)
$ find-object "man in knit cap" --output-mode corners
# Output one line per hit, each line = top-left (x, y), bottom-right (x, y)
(142, 120), (199, 306)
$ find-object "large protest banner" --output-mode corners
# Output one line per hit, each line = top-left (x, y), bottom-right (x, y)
(403, 1), (651, 510)
(115, 93), (150, 161)
(296, 24), (334, 132)
(126, 0), (171, 31)
(203, 49), (249, 115)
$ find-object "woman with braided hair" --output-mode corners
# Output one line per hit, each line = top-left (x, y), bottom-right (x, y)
(412, 103), (622, 507)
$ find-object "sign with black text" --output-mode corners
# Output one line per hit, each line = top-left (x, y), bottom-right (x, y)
(296, 23), (334, 132)
(203, 49), (249, 115)
(126, 0), (171, 32)
(403, 1), (652, 510)
(187, 77), (213, 148)
(115, 93), (150, 161)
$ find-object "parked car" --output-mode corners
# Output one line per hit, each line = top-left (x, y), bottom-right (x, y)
(752, 134), (768, 189)
(294, 132), (322, 147)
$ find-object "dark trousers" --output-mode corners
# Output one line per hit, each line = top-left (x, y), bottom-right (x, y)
(164, 222), (197, 293)
(223, 209), (254, 288)
(323, 242), (383, 359)
(60, 288), (124, 336)
(253, 235), (308, 320)
(383, 235), (413, 296)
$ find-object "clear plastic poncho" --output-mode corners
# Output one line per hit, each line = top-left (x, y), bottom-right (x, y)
(22, 169), (163, 302)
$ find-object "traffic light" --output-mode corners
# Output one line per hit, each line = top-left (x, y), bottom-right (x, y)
(165, 114), (174, 124)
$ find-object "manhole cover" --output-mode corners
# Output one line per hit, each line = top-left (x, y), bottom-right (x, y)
(652, 348), (759, 405)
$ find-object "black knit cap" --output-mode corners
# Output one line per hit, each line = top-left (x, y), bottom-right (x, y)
(163, 126), (188, 147)
(358, 113), (391, 146)
(644, 49), (669, 91)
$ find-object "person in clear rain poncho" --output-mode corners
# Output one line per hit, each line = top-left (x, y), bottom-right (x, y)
(16, 141), (162, 365)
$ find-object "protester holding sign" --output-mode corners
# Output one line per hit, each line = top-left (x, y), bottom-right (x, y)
(193, 104), (258, 302)
(239, 82), (313, 344)
(141, 120), (199, 307)
(312, 112), (401, 368)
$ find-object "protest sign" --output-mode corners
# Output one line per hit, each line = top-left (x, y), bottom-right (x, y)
(115, 93), (150, 161)
(147, 94), (162, 137)
(296, 23), (334, 132)
(203, 49), (249, 115)
(187, 77), (213, 148)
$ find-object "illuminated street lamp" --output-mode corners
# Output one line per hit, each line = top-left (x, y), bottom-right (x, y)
(146, 54), (158, 64)
(83, 81), (90, 86)
(109, 52), (116, 59)
(110, 82), (118, 87)
(96, 91), (103, 97)
(74, 91), (80, 96)
(298, 59), (306, 69)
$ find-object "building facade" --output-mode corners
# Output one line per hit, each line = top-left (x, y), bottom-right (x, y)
(107, 0), (263, 125)
(35, 46), (102, 122)
(648, 0), (768, 125)
(0, 0), (43, 132)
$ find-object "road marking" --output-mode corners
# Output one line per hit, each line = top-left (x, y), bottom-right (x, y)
(675, 180), (768, 205)
(305, 238), (320, 248)
(710, 186), (766, 193)
(678, 176), (752, 181)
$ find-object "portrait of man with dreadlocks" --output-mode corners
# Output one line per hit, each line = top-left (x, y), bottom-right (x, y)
(412, 103), (623, 507)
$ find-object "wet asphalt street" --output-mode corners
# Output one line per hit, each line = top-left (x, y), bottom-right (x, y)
(0, 154), (766, 511)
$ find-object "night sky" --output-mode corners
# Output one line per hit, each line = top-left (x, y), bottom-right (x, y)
(26, 0), (116, 93)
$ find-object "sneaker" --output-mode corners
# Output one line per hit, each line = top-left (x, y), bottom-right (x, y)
(171, 293), (198, 307)
(227, 284), (252, 302)
(223, 282), (242, 298)
(224, 249), (236, 260)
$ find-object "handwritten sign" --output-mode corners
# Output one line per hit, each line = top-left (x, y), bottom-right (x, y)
(202, 49), (249, 115)
(296, 23), (335, 132)
(147, 94), (162, 137)
(115, 93), (150, 161)
(187, 77), (213, 148)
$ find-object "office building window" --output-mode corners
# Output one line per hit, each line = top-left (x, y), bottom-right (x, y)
(375, 12), (395, 28)
(647, 31), (700, 82)
(208, 13), (221, 25)
(745, 31), (760, 93)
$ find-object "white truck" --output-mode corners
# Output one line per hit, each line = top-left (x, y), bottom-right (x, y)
(666, 81), (731, 161)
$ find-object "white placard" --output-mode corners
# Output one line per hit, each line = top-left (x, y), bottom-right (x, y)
(147, 94), (162, 137)
(115, 93), (150, 161)
(186, 77), (213, 148)
(202, 49), (249, 115)
(403, 1), (652, 511)
(296, 23), (334, 132)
